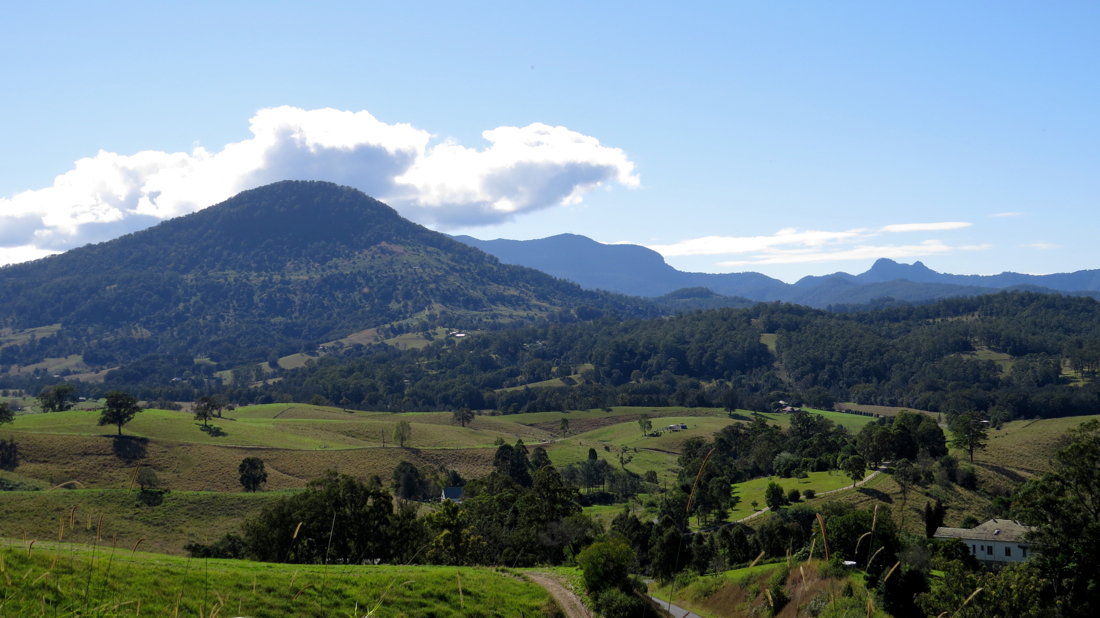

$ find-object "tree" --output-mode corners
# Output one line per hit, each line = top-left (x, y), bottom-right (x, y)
(720, 387), (739, 414)
(37, 384), (77, 412)
(764, 481), (787, 510)
(452, 407), (474, 428)
(393, 420), (412, 447)
(924, 499), (945, 538)
(423, 498), (480, 565)
(559, 417), (569, 436)
(136, 466), (160, 491)
(0, 401), (12, 426)
(530, 446), (552, 470)
(1014, 419), (1100, 617)
(392, 460), (424, 499)
(637, 413), (652, 437)
(193, 396), (215, 427)
(239, 457), (267, 492)
(841, 455), (866, 487)
(98, 390), (142, 435)
(893, 459), (922, 529)
(577, 538), (634, 594)
(949, 412), (989, 463)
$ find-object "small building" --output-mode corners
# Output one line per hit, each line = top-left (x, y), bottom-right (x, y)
(665, 423), (688, 432)
(441, 487), (465, 503)
(933, 519), (1033, 564)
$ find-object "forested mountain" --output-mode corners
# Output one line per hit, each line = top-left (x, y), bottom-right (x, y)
(0, 182), (658, 372)
(454, 234), (1100, 305)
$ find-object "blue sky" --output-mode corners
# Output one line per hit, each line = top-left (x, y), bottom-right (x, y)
(1, 2), (1097, 282)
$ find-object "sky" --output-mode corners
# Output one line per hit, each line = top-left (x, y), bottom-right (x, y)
(1, 2), (1097, 283)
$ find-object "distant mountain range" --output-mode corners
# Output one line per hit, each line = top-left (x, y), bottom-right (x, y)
(453, 233), (1100, 307)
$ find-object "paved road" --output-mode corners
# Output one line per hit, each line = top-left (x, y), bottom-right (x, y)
(648, 595), (705, 618)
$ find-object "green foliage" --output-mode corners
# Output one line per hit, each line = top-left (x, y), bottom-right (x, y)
(576, 537), (635, 594)
(841, 454), (866, 485)
(36, 383), (77, 412)
(242, 470), (406, 564)
(452, 407), (474, 427)
(0, 400), (12, 425)
(1014, 419), (1100, 617)
(917, 561), (1050, 618)
(238, 456), (267, 492)
(950, 411), (990, 462)
(136, 466), (159, 491)
(638, 413), (652, 436)
(764, 482), (786, 510)
(393, 419), (412, 447)
(97, 390), (142, 435)
(786, 488), (801, 503)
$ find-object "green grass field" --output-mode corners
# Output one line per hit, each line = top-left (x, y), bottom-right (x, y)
(725, 470), (857, 521)
(0, 541), (554, 618)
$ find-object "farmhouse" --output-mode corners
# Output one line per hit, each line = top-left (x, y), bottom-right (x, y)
(933, 518), (1033, 564)
(665, 423), (689, 432)
(441, 487), (465, 503)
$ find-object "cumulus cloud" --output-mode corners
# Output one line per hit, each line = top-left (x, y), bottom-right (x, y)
(0, 107), (638, 266)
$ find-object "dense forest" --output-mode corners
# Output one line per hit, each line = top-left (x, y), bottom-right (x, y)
(13, 291), (1096, 424)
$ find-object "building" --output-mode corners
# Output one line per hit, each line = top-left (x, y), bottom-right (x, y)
(933, 519), (1033, 564)
(665, 423), (689, 432)
(441, 487), (465, 503)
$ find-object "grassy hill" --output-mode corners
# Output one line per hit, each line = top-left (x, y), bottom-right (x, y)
(0, 540), (556, 618)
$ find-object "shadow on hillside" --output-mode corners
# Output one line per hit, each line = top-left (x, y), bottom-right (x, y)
(975, 463), (1027, 484)
(857, 487), (893, 503)
(112, 435), (148, 461)
(200, 424), (227, 437)
(0, 437), (17, 470)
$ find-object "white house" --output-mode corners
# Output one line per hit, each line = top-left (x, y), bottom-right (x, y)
(933, 519), (1033, 564)
(665, 423), (689, 432)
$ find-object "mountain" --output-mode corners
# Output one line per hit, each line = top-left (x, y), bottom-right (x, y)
(0, 182), (657, 372)
(454, 235), (1100, 306)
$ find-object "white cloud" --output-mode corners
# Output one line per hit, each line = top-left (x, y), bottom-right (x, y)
(717, 241), (990, 266)
(0, 107), (638, 266)
(1023, 242), (1060, 250)
(645, 220), (985, 267)
(879, 222), (971, 233)
(648, 221), (973, 258)
(991, 212), (1025, 217)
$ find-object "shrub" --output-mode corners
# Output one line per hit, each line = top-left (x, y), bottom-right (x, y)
(957, 466), (978, 490)
(787, 488), (801, 503)
(592, 588), (648, 618)
(764, 482), (787, 509)
(577, 538), (634, 594)
(803, 489), (816, 500)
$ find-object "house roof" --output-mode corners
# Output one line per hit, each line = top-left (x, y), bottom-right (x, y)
(934, 519), (1032, 543)
(441, 487), (464, 501)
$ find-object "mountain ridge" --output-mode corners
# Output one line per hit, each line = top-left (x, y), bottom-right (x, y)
(453, 234), (1100, 306)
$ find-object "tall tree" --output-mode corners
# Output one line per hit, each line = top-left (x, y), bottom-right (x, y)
(949, 412), (989, 463)
(393, 420), (412, 448)
(193, 397), (215, 427)
(1015, 419), (1100, 617)
(98, 390), (142, 436)
(559, 417), (569, 436)
(452, 407), (474, 428)
(0, 401), (12, 426)
(637, 413), (652, 437)
(239, 457), (268, 492)
(841, 454), (866, 487)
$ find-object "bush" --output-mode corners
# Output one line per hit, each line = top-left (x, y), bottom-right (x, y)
(957, 466), (978, 490)
(803, 489), (816, 500)
(787, 488), (801, 503)
(592, 588), (648, 618)
(764, 482), (787, 510)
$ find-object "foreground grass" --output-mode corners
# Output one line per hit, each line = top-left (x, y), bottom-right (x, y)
(0, 541), (552, 617)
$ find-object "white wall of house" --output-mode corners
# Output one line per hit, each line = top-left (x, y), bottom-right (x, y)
(964, 539), (1030, 563)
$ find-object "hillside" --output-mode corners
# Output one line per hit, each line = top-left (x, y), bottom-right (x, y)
(0, 182), (657, 374)
(455, 234), (1100, 306)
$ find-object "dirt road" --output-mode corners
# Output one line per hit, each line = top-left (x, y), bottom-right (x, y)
(525, 571), (591, 618)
